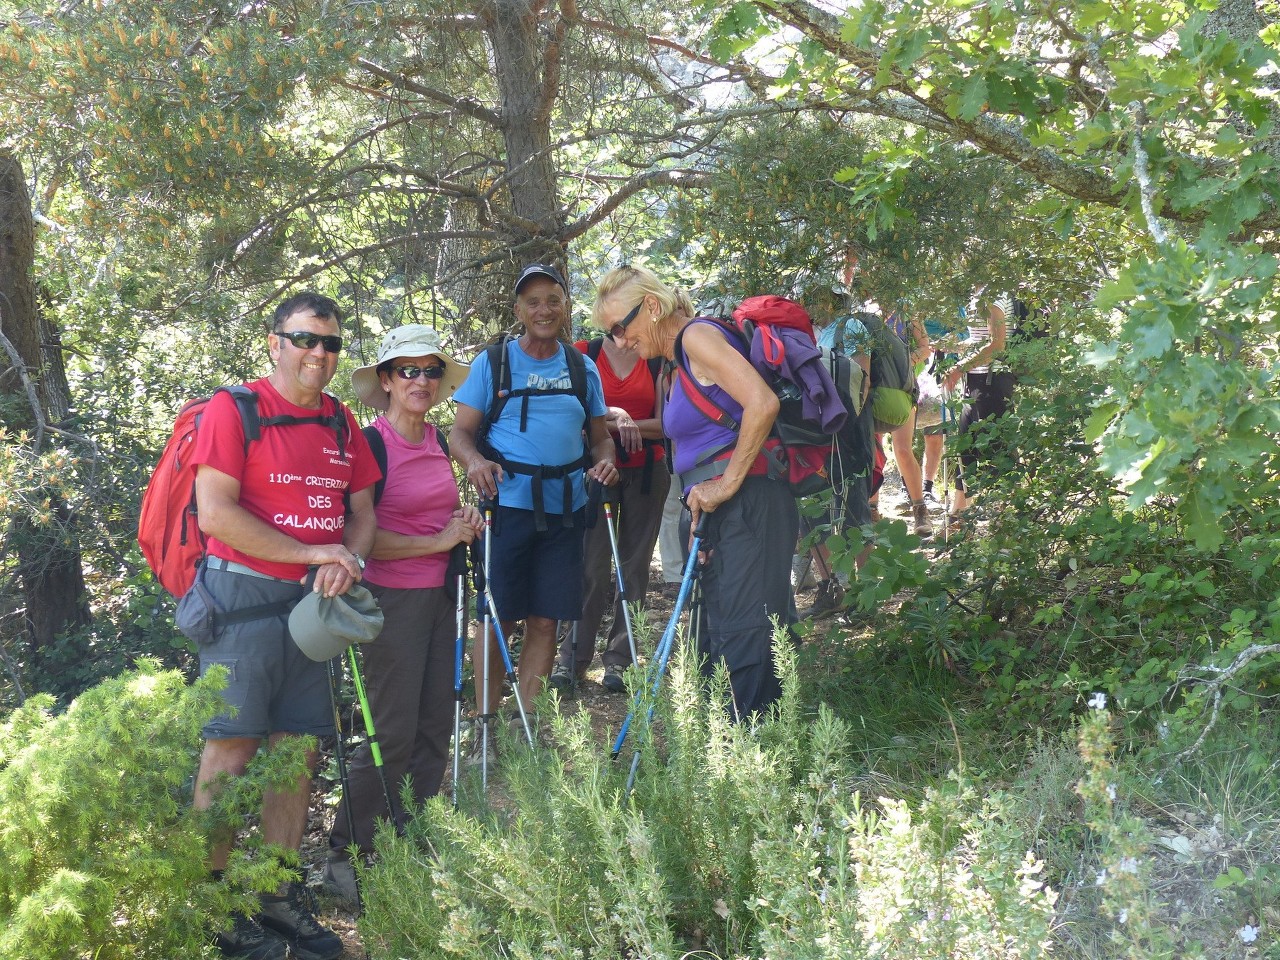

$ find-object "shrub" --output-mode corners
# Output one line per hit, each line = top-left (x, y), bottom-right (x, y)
(0, 661), (303, 959)
(359, 632), (1059, 959)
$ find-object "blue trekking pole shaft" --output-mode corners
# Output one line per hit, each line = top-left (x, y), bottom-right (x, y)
(610, 532), (701, 759)
(449, 542), (468, 805)
(480, 582), (535, 746)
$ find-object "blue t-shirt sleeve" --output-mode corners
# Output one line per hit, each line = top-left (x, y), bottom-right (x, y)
(453, 346), (494, 413)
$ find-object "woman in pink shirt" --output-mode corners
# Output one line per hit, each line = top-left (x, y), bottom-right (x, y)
(324, 325), (483, 901)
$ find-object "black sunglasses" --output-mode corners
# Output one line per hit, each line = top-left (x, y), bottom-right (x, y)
(275, 329), (343, 353)
(392, 364), (446, 381)
(609, 299), (646, 340)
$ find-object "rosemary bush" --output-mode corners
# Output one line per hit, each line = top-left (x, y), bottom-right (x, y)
(360, 634), (1058, 959)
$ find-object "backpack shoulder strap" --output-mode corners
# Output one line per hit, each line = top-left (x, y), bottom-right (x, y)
(586, 337), (604, 363)
(482, 336), (512, 429)
(673, 321), (740, 432)
(214, 384), (262, 453)
(363, 424), (388, 506)
(563, 341), (590, 423)
(435, 424), (450, 458)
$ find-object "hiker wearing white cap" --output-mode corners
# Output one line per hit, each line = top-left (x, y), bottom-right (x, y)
(321, 324), (483, 901)
(188, 291), (379, 960)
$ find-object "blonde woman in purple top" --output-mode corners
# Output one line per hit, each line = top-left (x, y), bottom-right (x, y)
(593, 266), (798, 721)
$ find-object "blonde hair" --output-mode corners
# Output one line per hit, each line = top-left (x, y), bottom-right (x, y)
(592, 265), (693, 331)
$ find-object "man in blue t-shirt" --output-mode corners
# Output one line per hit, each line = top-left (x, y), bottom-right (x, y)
(450, 263), (617, 730)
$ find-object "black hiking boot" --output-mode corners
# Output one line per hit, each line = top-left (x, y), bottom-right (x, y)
(258, 882), (342, 960)
(213, 912), (287, 960)
(802, 579), (845, 619)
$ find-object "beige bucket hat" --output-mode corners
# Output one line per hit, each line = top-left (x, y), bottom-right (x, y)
(288, 583), (385, 662)
(351, 324), (470, 411)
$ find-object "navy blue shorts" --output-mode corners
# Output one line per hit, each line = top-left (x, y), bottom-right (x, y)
(484, 506), (585, 622)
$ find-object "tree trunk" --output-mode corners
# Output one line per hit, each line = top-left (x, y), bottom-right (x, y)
(0, 152), (91, 693)
(487, 0), (568, 268)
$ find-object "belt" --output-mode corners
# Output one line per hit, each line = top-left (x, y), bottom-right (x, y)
(206, 556), (298, 585)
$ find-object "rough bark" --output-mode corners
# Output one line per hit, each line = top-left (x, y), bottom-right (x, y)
(0, 153), (92, 691)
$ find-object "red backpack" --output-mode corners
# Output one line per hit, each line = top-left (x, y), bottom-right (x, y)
(674, 297), (846, 497)
(137, 386), (347, 596)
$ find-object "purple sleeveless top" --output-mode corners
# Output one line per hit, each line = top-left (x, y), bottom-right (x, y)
(665, 320), (750, 492)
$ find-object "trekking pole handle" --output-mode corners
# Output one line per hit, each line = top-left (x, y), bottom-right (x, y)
(446, 542), (468, 580)
(586, 477), (608, 512)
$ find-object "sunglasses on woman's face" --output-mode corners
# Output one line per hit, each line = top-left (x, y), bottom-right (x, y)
(275, 329), (344, 353)
(609, 299), (646, 340)
(392, 364), (446, 381)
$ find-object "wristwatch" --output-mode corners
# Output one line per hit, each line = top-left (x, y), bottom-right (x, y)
(351, 553), (366, 571)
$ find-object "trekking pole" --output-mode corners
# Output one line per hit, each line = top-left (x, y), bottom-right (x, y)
(450, 543), (469, 806)
(477, 583), (535, 748)
(596, 479), (638, 667)
(616, 530), (704, 795)
(326, 657), (362, 910)
(939, 386), (955, 542)
(478, 498), (497, 793)
(610, 515), (707, 765)
(563, 480), (605, 697)
(346, 645), (398, 832)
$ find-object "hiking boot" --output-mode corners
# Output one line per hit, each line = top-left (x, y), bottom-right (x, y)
(601, 662), (628, 693)
(257, 882), (343, 960)
(802, 579), (844, 619)
(320, 856), (359, 907)
(547, 662), (574, 695)
(214, 912), (287, 960)
(465, 727), (499, 768)
(911, 500), (934, 539)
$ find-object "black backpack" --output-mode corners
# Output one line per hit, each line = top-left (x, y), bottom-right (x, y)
(476, 335), (592, 530)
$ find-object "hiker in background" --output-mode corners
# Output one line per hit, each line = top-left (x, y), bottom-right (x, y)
(871, 309), (933, 539)
(594, 265), (797, 721)
(943, 289), (1014, 521)
(919, 315), (961, 505)
(450, 264), (618, 734)
(805, 289), (877, 617)
(549, 321), (670, 695)
(655, 477), (685, 598)
(322, 326), (483, 903)
(188, 292), (379, 960)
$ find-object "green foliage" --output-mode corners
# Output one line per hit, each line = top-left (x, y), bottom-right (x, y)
(359, 633), (1058, 959)
(0, 662), (303, 959)
(710, 0), (1280, 557)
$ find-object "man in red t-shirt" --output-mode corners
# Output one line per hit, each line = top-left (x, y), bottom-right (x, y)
(190, 292), (379, 960)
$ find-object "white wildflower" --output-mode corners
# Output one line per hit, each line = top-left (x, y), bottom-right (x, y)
(1095, 869), (1107, 886)
(1088, 692), (1107, 710)
(1118, 909), (1128, 925)
(1118, 856), (1139, 874)
(1239, 925), (1259, 944)
(1107, 783), (1117, 801)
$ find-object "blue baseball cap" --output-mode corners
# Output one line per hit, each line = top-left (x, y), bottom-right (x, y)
(514, 263), (567, 295)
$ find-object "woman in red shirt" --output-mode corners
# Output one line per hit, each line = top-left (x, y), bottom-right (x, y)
(548, 325), (670, 693)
